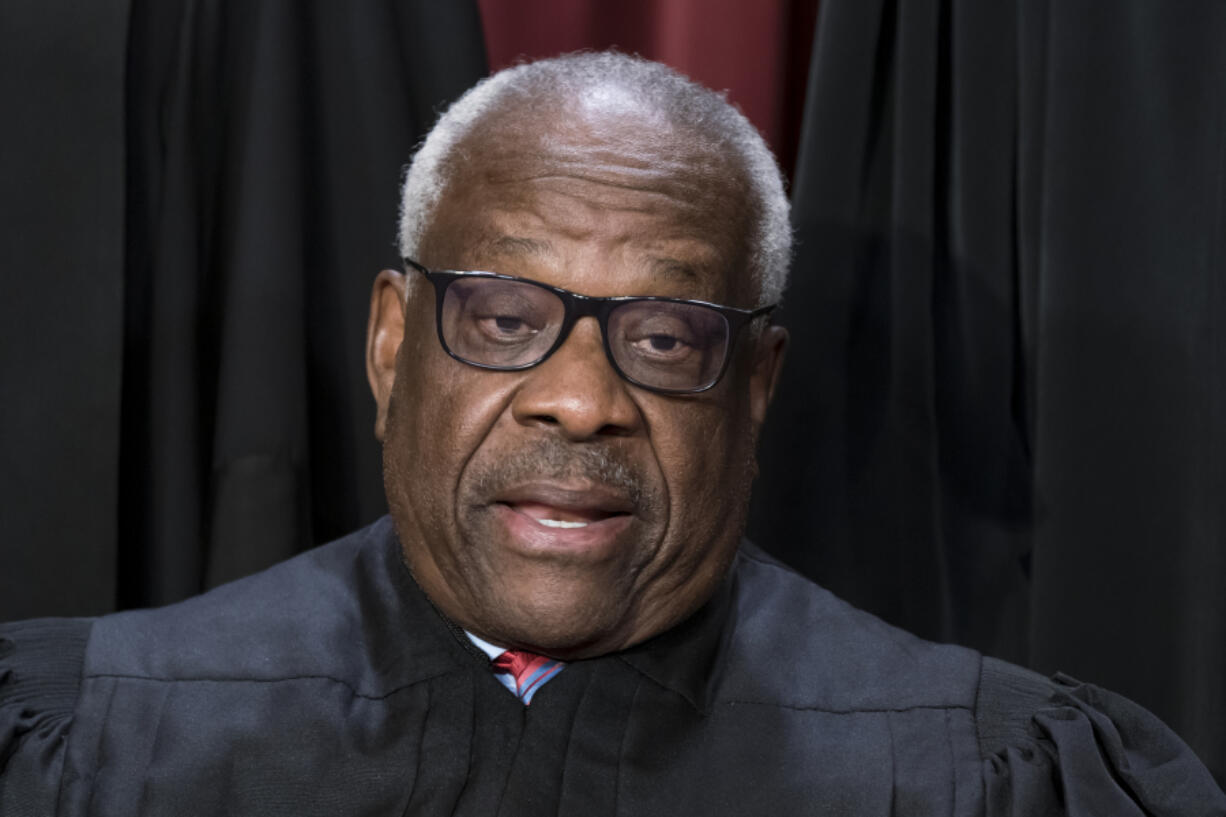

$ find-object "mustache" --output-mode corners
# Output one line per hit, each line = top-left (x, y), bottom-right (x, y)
(468, 437), (652, 509)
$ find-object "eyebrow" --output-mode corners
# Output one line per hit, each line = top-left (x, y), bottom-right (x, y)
(474, 235), (554, 261)
(645, 256), (700, 282)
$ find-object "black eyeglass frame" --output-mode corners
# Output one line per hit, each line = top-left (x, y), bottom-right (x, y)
(404, 258), (777, 395)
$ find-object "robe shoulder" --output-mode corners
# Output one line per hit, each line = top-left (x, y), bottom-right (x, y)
(975, 656), (1226, 815)
(68, 516), (444, 700)
(718, 546), (985, 711)
(0, 517), (426, 814)
(0, 518), (451, 813)
(0, 617), (91, 814)
(726, 546), (1226, 814)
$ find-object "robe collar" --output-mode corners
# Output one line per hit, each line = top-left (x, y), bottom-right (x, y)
(380, 517), (740, 716)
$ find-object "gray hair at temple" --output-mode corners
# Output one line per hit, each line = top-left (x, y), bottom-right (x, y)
(397, 51), (792, 306)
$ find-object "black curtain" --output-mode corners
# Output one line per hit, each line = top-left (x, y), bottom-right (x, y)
(0, 0), (486, 616)
(752, 0), (1225, 785)
(0, 0), (130, 620)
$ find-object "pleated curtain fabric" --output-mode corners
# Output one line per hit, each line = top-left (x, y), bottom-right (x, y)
(0, 0), (487, 617)
(0, 0), (131, 624)
(752, 0), (1226, 786)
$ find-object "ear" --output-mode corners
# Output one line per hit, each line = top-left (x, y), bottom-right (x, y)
(748, 324), (788, 431)
(366, 269), (407, 441)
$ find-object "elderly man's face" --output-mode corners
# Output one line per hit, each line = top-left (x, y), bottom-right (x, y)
(367, 102), (786, 659)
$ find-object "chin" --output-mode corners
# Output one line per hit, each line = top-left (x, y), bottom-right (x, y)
(482, 587), (635, 658)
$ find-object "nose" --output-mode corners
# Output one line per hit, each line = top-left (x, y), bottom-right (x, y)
(510, 317), (643, 440)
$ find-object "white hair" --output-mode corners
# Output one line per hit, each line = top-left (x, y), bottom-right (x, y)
(398, 52), (791, 305)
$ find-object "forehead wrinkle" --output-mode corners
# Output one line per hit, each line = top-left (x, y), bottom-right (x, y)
(466, 207), (725, 292)
(467, 237), (709, 290)
(472, 136), (731, 206)
(486, 165), (720, 207)
(470, 234), (555, 266)
(470, 175), (737, 257)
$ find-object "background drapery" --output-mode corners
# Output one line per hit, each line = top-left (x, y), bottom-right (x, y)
(753, 0), (1225, 782)
(1, 0), (486, 613)
(1, 0), (1221, 785)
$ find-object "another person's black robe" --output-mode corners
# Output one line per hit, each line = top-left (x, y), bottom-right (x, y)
(2, 517), (1222, 815)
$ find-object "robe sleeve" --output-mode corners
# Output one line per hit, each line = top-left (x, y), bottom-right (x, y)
(0, 618), (91, 816)
(977, 657), (1225, 816)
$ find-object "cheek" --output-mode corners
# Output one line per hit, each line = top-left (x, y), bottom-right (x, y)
(649, 396), (752, 544)
(385, 331), (514, 523)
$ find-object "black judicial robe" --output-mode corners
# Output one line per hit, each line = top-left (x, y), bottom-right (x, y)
(2, 517), (1223, 816)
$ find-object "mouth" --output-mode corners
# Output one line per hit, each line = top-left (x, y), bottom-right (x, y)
(503, 500), (626, 529)
(490, 483), (637, 555)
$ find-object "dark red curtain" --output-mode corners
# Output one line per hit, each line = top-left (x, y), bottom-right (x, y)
(477, 0), (819, 180)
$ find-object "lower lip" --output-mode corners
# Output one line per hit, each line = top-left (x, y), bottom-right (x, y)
(492, 503), (633, 558)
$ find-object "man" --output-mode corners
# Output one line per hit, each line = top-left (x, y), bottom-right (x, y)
(1, 52), (1222, 816)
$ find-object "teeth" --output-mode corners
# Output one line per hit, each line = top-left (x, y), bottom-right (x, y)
(537, 519), (589, 529)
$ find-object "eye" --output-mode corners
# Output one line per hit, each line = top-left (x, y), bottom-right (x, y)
(442, 276), (565, 366)
(609, 300), (730, 383)
(493, 315), (529, 334)
(649, 335), (676, 351)
(642, 333), (685, 354)
(476, 312), (540, 342)
(459, 286), (550, 344)
(625, 323), (697, 361)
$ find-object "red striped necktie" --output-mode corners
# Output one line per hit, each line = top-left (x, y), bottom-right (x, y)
(491, 650), (564, 704)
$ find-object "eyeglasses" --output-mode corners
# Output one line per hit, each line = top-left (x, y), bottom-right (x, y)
(404, 258), (776, 395)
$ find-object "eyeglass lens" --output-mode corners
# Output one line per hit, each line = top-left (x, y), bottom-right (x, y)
(440, 277), (731, 391)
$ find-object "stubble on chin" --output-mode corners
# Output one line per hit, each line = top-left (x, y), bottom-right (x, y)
(450, 435), (663, 653)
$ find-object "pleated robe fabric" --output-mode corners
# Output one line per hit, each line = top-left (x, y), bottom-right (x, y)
(3, 518), (1224, 815)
